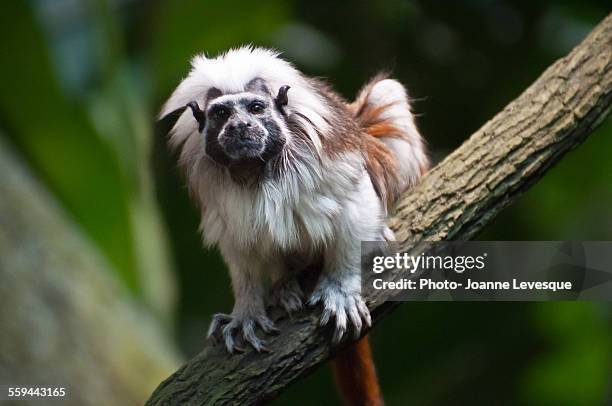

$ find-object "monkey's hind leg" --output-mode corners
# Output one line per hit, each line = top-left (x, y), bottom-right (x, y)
(272, 277), (305, 314)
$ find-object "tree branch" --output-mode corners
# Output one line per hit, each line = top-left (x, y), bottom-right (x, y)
(146, 14), (612, 406)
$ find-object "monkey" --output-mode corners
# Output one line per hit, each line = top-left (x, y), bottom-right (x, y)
(160, 46), (429, 405)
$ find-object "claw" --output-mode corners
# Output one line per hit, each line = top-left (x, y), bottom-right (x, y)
(241, 319), (266, 352)
(331, 304), (347, 344)
(273, 279), (305, 315)
(332, 324), (347, 345)
(309, 284), (371, 345)
(222, 322), (238, 353)
(319, 308), (332, 327)
(358, 299), (372, 328)
(207, 313), (232, 344)
(257, 315), (280, 334)
(282, 292), (304, 313)
(347, 297), (363, 339)
(207, 311), (277, 353)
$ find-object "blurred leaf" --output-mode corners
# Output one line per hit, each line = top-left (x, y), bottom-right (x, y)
(0, 2), (139, 292)
(90, 63), (176, 320)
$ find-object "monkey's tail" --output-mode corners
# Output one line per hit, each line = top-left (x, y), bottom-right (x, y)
(348, 74), (430, 192)
(331, 336), (383, 406)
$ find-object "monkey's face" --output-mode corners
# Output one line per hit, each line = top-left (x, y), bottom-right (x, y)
(204, 93), (286, 164)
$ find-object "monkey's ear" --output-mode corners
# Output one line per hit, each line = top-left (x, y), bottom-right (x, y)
(186, 101), (206, 132)
(156, 105), (187, 137)
(274, 85), (290, 111)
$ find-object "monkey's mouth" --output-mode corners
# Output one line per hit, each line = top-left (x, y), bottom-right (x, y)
(219, 132), (266, 161)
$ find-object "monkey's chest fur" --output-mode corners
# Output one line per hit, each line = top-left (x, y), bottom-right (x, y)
(197, 152), (367, 256)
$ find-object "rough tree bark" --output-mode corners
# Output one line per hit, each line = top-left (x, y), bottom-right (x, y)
(146, 14), (612, 406)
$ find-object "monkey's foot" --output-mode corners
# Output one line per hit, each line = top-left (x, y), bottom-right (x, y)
(308, 283), (371, 344)
(272, 279), (304, 314)
(207, 312), (278, 353)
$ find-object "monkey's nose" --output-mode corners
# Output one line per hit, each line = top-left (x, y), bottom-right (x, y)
(228, 121), (250, 131)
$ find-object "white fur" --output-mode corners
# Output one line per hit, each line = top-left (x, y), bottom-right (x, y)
(194, 151), (368, 253)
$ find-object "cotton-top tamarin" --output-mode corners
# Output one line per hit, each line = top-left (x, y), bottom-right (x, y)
(160, 46), (428, 405)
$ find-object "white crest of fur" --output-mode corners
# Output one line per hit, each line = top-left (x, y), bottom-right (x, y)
(161, 46), (331, 153)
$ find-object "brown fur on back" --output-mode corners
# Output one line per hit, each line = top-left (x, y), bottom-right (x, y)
(363, 137), (401, 211)
(308, 77), (364, 157)
(307, 76), (404, 210)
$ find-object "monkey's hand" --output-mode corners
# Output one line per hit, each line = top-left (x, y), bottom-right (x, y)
(308, 277), (372, 344)
(207, 310), (278, 353)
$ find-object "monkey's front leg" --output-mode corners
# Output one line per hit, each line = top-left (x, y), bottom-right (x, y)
(208, 252), (277, 353)
(309, 236), (371, 344)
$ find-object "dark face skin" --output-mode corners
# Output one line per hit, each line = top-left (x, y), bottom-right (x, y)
(183, 80), (289, 183)
(205, 94), (285, 165)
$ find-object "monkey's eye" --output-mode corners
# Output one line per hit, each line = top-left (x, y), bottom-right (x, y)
(212, 107), (230, 119)
(249, 101), (265, 114)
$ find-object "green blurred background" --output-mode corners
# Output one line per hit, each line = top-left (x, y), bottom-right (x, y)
(0, 0), (611, 405)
